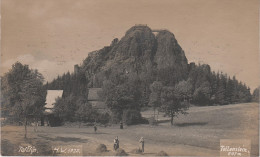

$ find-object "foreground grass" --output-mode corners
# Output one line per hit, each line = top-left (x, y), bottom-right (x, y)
(1, 103), (259, 156)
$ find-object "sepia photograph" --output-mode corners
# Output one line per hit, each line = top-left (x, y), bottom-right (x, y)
(1, 0), (259, 156)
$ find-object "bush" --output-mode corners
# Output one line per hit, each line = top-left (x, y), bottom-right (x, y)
(140, 117), (149, 124)
(157, 151), (168, 156)
(110, 111), (122, 124)
(96, 144), (107, 153)
(96, 113), (110, 124)
(122, 109), (142, 125)
(148, 117), (157, 125)
(115, 148), (128, 156)
(48, 115), (63, 127)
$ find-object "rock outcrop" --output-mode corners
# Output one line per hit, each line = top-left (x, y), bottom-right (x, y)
(80, 25), (189, 87)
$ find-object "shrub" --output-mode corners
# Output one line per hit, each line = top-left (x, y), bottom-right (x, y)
(140, 117), (149, 124)
(148, 117), (157, 125)
(157, 151), (168, 156)
(48, 115), (63, 127)
(122, 109), (142, 125)
(115, 148), (128, 156)
(96, 144), (107, 153)
(110, 111), (122, 124)
(96, 113), (110, 124)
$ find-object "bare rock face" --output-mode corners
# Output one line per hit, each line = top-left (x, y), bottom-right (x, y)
(155, 30), (188, 70)
(81, 25), (189, 87)
(107, 25), (157, 76)
(115, 25), (156, 58)
(154, 30), (188, 83)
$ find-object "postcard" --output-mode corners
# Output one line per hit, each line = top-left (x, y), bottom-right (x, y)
(1, 0), (259, 156)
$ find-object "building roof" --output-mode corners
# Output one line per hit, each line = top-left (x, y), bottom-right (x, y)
(45, 90), (63, 110)
(88, 88), (102, 101)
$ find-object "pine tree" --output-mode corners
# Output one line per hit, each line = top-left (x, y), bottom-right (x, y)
(225, 77), (234, 104)
(252, 87), (260, 102)
(215, 73), (227, 105)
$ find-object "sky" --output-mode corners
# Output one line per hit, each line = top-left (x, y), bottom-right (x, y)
(1, 0), (259, 90)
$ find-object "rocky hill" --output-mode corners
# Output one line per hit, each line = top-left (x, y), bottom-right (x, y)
(79, 25), (189, 87)
(48, 25), (252, 106)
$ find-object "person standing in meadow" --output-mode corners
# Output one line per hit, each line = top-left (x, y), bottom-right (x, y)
(139, 137), (144, 153)
(94, 123), (97, 133)
(114, 136), (119, 150)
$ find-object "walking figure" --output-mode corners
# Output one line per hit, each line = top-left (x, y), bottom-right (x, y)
(114, 136), (119, 150)
(139, 137), (144, 153)
(33, 120), (38, 132)
(120, 121), (123, 129)
(94, 124), (97, 133)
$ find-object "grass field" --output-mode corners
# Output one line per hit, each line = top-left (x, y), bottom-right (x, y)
(1, 103), (259, 156)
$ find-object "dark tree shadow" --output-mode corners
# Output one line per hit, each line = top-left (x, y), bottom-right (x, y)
(175, 122), (208, 127)
(78, 132), (108, 135)
(38, 135), (87, 143)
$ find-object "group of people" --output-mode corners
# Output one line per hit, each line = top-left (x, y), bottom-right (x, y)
(113, 136), (145, 153)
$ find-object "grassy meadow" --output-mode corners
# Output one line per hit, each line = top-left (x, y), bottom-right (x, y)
(1, 103), (259, 156)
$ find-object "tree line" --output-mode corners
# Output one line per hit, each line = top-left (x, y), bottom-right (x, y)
(1, 62), (258, 130)
(187, 64), (252, 105)
(45, 62), (256, 125)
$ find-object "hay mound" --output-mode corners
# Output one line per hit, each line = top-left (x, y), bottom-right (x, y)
(96, 144), (107, 153)
(157, 151), (168, 156)
(115, 148), (128, 156)
(130, 148), (142, 154)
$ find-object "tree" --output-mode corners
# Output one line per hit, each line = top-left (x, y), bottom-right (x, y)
(75, 97), (92, 128)
(54, 94), (77, 122)
(215, 74), (228, 105)
(192, 81), (211, 106)
(100, 79), (142, 123)
(1, 76), (10, 119)
(225, 77), (234, 104)
(148, 81), (163, 118)
(231, 76), (239, 103)
(2, 62), (46, 138)
(160, 80), (192, 125)
(174, 80), (193, 101)
(252, 86), (259, 102)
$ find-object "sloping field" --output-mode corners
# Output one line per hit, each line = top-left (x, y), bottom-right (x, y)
(1, 103), (259, 156)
